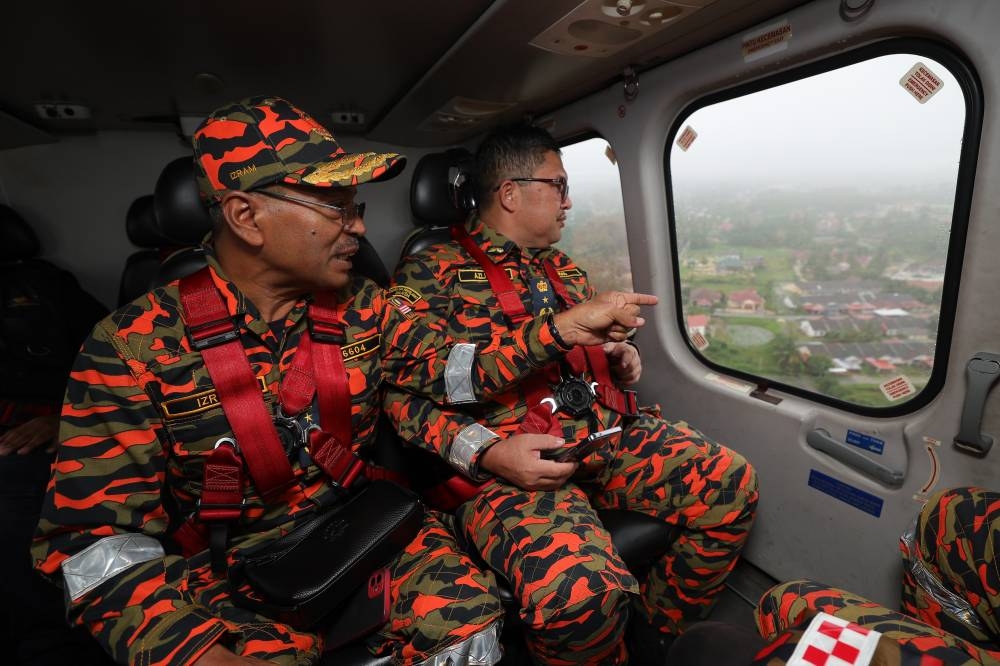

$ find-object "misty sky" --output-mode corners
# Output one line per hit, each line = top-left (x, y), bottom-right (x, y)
(559, 53), (967, 194)
(670, 53), (966, 189)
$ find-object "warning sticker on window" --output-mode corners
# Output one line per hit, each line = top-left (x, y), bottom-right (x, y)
(742, 20), (792, 63)
(676, 125), (698, 152)
(690, 330), (710, 351)
(880, 375), (916, 402)
(899, 62), (944, 104)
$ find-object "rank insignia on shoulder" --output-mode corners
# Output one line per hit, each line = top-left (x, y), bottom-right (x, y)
(487, 246), (506, 255)
(557, 268), (583, 279)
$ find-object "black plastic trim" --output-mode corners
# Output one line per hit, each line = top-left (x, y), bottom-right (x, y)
(663, 37), (984, 418)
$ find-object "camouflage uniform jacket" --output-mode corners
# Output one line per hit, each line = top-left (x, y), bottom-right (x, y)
(32, 251), (567, 665)
(387, 217), (627, 478)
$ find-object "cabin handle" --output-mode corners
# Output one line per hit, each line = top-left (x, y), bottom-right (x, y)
(806, 428), (905, 488)
(953, 352), (1000, 456)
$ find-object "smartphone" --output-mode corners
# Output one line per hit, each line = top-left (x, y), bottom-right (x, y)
(543, 426), (622, 463)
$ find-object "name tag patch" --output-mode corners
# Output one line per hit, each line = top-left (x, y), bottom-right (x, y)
(162, 376), (268, 419)
(458, 268), (516, 283)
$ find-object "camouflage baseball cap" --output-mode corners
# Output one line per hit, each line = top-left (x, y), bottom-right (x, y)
(192, 96), (406, 203)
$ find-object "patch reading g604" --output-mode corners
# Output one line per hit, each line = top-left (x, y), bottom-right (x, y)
(161, 335), (379, 419)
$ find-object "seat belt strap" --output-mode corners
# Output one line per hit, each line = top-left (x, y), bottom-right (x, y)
(301, 294), (367, 488)
(451, 224), (531, 323)
(179, 268), (295, 498)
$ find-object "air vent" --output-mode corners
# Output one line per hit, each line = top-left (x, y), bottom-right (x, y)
(531, 0), (713, 58)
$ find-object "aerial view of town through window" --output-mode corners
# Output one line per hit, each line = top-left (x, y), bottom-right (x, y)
(669, 52), (965, 407)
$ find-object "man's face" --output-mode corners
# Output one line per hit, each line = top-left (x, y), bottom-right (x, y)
(253, 184), (366, 291)
(512, 151), (572, 249)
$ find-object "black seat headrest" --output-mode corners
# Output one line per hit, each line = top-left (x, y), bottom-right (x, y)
(0, 204), (41, 261)
(125, 195), (172, 249)
(154, 157), (213, 245)
(409, 148), (476, 227)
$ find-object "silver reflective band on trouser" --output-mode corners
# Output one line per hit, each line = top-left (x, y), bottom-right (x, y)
(62, 534), (165, 601)
(449, 423), (500, 477)
(413, 620), (503, 666)
(900, 516), (985, 633)
(445, 343), (477, 404)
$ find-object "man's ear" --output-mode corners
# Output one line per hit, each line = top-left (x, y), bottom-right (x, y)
(497, 181), (519, 213)
(219, 191), (265, 247)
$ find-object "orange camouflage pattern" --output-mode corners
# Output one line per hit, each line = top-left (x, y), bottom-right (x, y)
(756, 580), (993, 665)
(31, 251), (512, 665)
(386, 217), (759, 662)
(902, 487), (1000, 650)
(191, 96), (405, 204)
(756, 487), (1000, 666)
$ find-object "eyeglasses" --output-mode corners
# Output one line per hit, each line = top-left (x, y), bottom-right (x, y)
(252, 189), (366, 224)
(502, 177), (570, 203)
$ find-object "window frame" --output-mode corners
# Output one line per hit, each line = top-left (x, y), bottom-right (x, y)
(663, 38), (984, 416)
(557, 130), (635, 294)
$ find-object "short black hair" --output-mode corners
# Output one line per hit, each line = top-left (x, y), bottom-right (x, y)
(475, 124), (561, 209)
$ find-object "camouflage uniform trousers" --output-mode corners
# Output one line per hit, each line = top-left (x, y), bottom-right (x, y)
(755, 580), (997, 665)
(751, 610), (978, 666)
(756, 487), (1000, 665)
(457, 414), (758, 665)
(901, 487), (1000, 650)
(176, 511), (502, 665)
(367, 510), (504, 665)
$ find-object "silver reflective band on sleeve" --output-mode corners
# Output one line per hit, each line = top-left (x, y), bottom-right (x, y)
(445, 343), (477, 404)
(413, 620), (503, 666)
(448, 423), (500, 477)
(900, 516), (986, 634)
(62, 534), (165, 601)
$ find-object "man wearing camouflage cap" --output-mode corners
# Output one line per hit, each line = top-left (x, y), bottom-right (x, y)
(31, 96), (657, 666)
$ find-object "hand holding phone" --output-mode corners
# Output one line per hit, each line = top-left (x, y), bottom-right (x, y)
(542, 426), (622, 463)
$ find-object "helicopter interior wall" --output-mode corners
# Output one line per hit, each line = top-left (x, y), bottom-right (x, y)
(543, 0), (1000, 609)
(0, 134), (429, 308)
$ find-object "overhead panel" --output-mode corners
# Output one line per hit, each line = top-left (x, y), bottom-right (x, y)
(531, 0), (717, 58)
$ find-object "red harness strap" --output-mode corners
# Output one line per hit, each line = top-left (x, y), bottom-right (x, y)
(179, 269), (294, 500)
(540, 262), (638, 417)
(174, 268), (404, 562)
(301, 295), (367, 489)
(424, 227), (637, 510)
(455, 224), (637, 418)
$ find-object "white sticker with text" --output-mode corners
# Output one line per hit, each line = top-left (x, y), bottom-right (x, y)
(899, 62), (944, 104)
(690, 330), (710, 351)
(676, 125), (698, 152)
(742, 20), (792, 63)
(880, 375), (916, 402)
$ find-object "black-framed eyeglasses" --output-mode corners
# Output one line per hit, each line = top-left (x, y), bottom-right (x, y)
(496, 177), (569, 203)
(252, 189), (366, 224)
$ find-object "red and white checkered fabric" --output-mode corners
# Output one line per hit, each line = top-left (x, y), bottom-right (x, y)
(788, 612), (882, 666)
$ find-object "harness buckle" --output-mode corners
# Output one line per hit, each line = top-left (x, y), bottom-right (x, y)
(308, 317), (345, 344)
(552, 374), (597, 418)
(189, 317), (240, 350)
